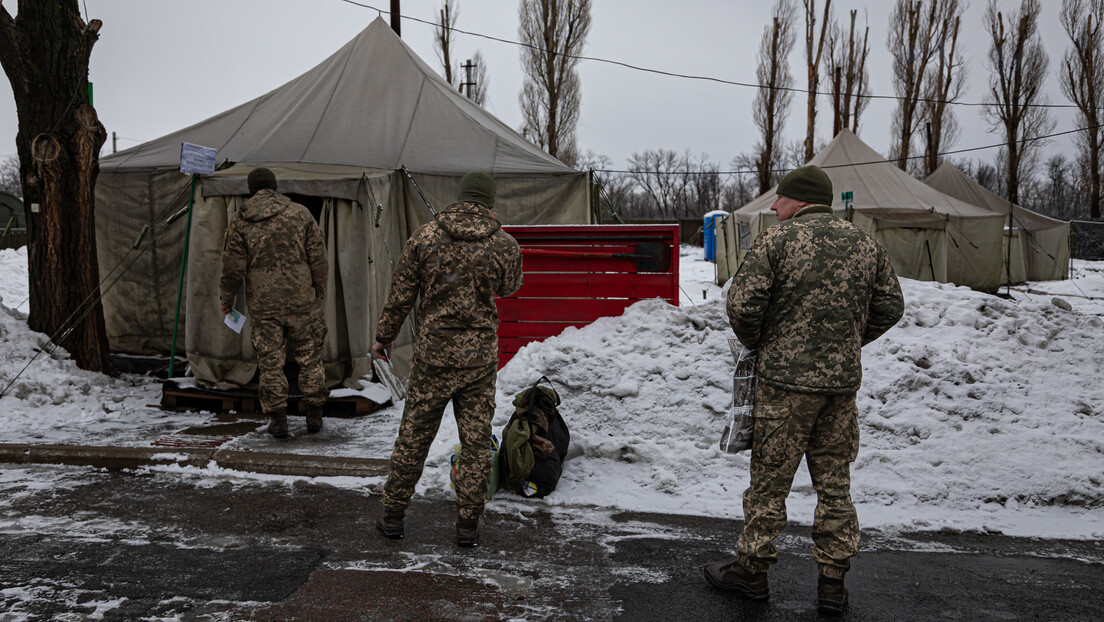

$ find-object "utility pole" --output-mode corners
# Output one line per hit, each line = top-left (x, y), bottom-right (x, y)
(112, 131), (117, 154)
(390, 0), (401, 37)
(461, 59), (476, 98)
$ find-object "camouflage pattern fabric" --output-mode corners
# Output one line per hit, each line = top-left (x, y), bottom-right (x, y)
(375, 202), (523, 368)
(251, 311), (328, 414)
(727, 204), (904, 394)
(736, 381), (859, 580)
(382, 361), (498, 520)
(219, 189), (328, 319)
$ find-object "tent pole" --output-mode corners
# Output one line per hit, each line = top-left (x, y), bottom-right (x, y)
(168, 174), (198, 378)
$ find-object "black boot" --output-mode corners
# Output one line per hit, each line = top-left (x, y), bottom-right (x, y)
(306, 406), (323, 434)
(702, 558), (770, 601)
(817, 573), (848, 615)
(267, 409), (289, 439)
(376, 508), (405, 539)
(456, 517), (479, 547)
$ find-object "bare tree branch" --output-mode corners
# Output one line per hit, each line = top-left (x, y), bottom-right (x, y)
(983, 0), (1054, 205)
(518, 0), (591, 166)
(754, 0), (797, 194)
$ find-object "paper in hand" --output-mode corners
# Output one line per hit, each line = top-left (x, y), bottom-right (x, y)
(224, 309), (246, 333)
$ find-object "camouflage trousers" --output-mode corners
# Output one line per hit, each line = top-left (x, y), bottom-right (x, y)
(250, 311), (327, 414)
(382, 360), (497, 521)
(736, 381), (860, 580)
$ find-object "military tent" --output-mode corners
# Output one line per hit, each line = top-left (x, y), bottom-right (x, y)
(95, 17), (589, 389)
(721, 130), (1006, 292)
(924, 162), (1069, 283)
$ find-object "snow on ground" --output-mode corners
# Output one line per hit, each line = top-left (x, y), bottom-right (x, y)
(0, 247), (28, 312)
(1, 245), (1102, 539)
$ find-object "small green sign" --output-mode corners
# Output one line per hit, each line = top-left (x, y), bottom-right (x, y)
(87, 82), (93, 106)
(841, 191), (854, 201)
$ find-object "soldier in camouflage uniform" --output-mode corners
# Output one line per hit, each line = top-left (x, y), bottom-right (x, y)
(372, 171), (522, 547)
(703, 165), (904, 614)
(219, 167), (329, 439)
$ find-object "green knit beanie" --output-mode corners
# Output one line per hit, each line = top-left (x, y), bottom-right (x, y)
(247, 167), (278, 195)
(457, 171), (496, 208)
(776, 165), (833, 206)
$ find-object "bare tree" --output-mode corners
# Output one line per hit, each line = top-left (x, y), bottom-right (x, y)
(887, 0), (941, 171)
(626, 149), (691, 220)
(802, 0), (833, 162)
(0, 154), (21, 198)
(922, 0), (965, 177)
(825, 9), (871, 137)
(434, 0), (459, 86)
(518, 0), (592, 167)
(686, 154), (722, 218)
(983, 0), (1053, 205)
(728, 153), (761, 208)
(1061, 0), (1104, 219)
(0, 1), (113, 372)
(753, 0), (798, 195)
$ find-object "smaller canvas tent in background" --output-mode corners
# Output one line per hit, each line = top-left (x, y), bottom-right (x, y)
(95, 17), (589, 389)
(720, 130), (1006, 292)
(924, 162), (1069, 283)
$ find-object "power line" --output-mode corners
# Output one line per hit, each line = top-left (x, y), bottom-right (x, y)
(336, 0), (1092, 112)
(592, 122), (1104, 176)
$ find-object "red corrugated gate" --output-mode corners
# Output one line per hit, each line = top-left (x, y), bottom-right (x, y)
(496, 224), (680, 369)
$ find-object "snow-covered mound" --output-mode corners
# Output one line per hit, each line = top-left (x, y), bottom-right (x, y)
(417, 274), (1104, 539)
(0, 298), (206, 447)
(0, 247), (28, 312)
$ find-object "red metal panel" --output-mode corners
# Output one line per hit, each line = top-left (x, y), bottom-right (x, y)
(495, 224), (680, 370)
(521, 254), (640, 273)
(498, 321), (587, 338)
(497, 298), (639, 322)
(511, 273), (675, 299)
(499, 336), (554, 354)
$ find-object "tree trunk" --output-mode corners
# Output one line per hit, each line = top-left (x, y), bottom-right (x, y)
(0, 2), (113, 373)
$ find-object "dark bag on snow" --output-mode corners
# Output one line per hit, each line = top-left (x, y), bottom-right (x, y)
(498, 377), (570, 497)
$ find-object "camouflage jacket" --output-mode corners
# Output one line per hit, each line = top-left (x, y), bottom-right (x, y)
(727, 204), (904, 394)
(375, 202), (523, 367)
(219, 190), (328, 319)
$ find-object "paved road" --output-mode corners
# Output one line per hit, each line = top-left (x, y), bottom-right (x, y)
(1, 463), (1101, 621)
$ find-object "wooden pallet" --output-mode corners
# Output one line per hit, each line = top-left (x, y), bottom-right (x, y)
(160, 380), (387, 418)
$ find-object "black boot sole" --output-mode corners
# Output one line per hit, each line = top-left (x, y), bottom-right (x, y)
(703, 567), (770, 601)
(376, 525), (404, 539)
(817, 597), (847, 615)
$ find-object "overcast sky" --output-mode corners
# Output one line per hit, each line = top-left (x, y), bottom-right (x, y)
(0, 0), (1084, 177)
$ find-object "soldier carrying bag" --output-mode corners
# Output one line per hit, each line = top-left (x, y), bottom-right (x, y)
(498, 376), (570, 497)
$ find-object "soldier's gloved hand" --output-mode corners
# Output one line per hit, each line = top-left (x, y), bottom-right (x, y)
(371, 341), (393, 362)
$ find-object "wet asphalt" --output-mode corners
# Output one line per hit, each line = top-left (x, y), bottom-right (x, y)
(1, 463), (1102, 621)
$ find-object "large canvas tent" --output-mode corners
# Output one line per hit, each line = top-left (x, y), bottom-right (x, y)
(722, 130), (1006, 292)
(95, 17), (589, 389)
(924, 162), (1069, 283)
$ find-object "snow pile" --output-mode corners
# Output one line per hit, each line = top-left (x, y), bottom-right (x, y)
(0, 299), (209, 446)
(0, 246), (28, 311)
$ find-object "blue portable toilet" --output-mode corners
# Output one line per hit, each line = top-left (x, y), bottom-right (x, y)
(703, 210), (727, 261)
